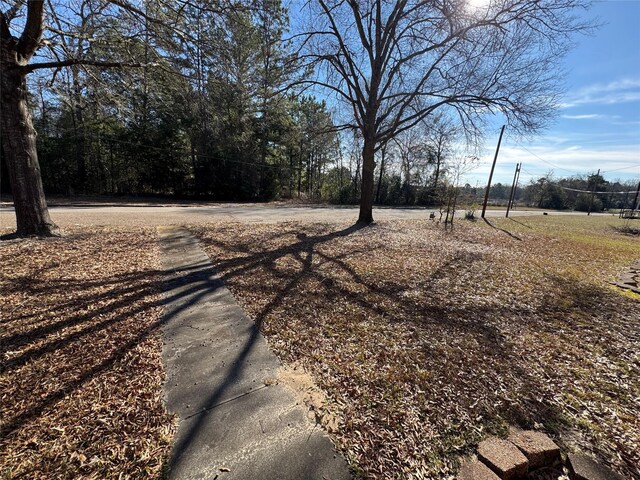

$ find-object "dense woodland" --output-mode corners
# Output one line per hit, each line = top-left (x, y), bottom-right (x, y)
(2, 0), (636, 236)
(3, 0), (344, 202)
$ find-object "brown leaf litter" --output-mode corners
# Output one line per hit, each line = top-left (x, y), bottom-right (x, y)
(192, 217), (639, 480)
(0, 226), (174, 479)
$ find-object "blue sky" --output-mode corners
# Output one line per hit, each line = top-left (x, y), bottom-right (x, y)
(466, 0), (640, 186)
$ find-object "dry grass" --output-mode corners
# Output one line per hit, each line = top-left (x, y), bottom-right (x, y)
(0, 227), (174, 479)
(193, 215), (639, 479)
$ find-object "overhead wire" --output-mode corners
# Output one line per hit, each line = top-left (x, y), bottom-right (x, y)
(558, 186), (638, 194)
(514, 142), (580, 174)
(515, 167), (637, 194)
(602, 164), (640, 173)
(513, 141), (640, 177)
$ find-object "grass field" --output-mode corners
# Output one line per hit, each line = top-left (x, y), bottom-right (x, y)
(193, 215), (639, 479)
(0, 227), (174, 479)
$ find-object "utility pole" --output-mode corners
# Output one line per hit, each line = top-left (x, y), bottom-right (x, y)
(506, 163), (521, 218)
(514, 163), (521, 209)
(587, 168), (600, 216)
(481, 125), (506, 218)
(632, 180), (640, 214)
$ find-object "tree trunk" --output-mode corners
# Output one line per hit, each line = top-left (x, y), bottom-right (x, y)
(375, 145), (386, 204)
(433, 153), (442, 190)
(0, 68), (58, 236)
(288, 150), (293, 198)
(358, 138), (375, 224)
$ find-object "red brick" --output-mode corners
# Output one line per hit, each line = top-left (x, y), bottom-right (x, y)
(507, 428), (560, 469)
(458, 458), (501, 480)
(477, 437), (528, 480)
(567, 454), (624, 480)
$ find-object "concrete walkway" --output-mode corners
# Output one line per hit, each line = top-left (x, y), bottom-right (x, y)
(158, 226), (351, 480)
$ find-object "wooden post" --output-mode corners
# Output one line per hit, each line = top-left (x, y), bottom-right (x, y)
(481, 125), (506, 218)
(513, 164), (521, 209)
(632, 180), (640, 214)
(506, 163), (520, 218)
(620, 189), (629, 218)
(587, 168), (600, 216)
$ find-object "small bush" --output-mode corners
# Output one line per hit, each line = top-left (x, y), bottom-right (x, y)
(614, 222), (640, 236)
(574, 193), (603, 212)
(464, 203), (478, 220)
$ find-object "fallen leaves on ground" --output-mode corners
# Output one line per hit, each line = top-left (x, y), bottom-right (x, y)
(193, 216), (639, 480)
(0, 226), (174, 479)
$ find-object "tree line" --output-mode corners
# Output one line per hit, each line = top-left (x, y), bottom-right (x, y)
(1, 0), (595, 236)
(456, 173), (640, 213)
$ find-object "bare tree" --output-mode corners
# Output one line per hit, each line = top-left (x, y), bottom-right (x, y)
(440, 153), (478, 225)
(0, 0), (226, 236)
(1, 1), (59, 236)
(390, 127), (431, 203)
(426, 115), (456, 194)
(298, 0), (592, 223)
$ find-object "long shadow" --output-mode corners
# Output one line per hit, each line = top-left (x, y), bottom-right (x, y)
(1, 312), (165, 438)
(1, 263), (207, 327)
(0, 255), (228, 443)
(6, 222), (632, 477)
(0, 261), (218, 373)
(482, 217), (522, 240)
(1, 268), (163, 438)
(188, 221), (637, 478)
(507, 217), (533, 229)
(165, 223), (368, 472)
(2, 280), (156, 349)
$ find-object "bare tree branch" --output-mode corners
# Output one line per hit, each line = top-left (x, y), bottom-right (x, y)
(0, 10), (11, 40)
(3, 0), (24, 21)
(293, 0), (594, 223)
(16, 0), (44, 62)
(22, 58), (156, 73)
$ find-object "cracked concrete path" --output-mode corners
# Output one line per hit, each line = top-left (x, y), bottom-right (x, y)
(158, 225), (351, 480)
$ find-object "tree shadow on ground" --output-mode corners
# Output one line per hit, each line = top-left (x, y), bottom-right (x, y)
(507, 217), (533, 229)
(5, 222), (634, 478)
(163, 223), (369, 473)
(0, 242), (223, 478)
(2, 268), (174, 437)
(193, 221), (637, 478)
(482, 217), (522, 240)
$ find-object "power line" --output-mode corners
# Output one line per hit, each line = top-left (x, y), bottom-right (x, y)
(515, 143), (579, 174)
(520, 167), (539, 178)
(602, 164), (640, 174)
(514, 142), (640, 177)
(513, 170), (637, 194)
(559, 186), (637, 195)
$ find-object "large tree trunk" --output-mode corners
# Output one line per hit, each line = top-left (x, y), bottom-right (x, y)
(358, 137), (375, 224)
(0, 67), (58, 236)
(375, 144), (386, 204)
(1, 1), (57, 237)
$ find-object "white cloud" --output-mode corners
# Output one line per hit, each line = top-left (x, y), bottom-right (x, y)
(560, 114), (619, 120)
(561, 114), (601, 119)
(500, 144), (639, 168)
(461, 143), (640, 184)
(561, 78), (640, 108)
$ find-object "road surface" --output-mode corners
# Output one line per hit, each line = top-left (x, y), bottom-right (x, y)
(0, 203), (606, 229)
